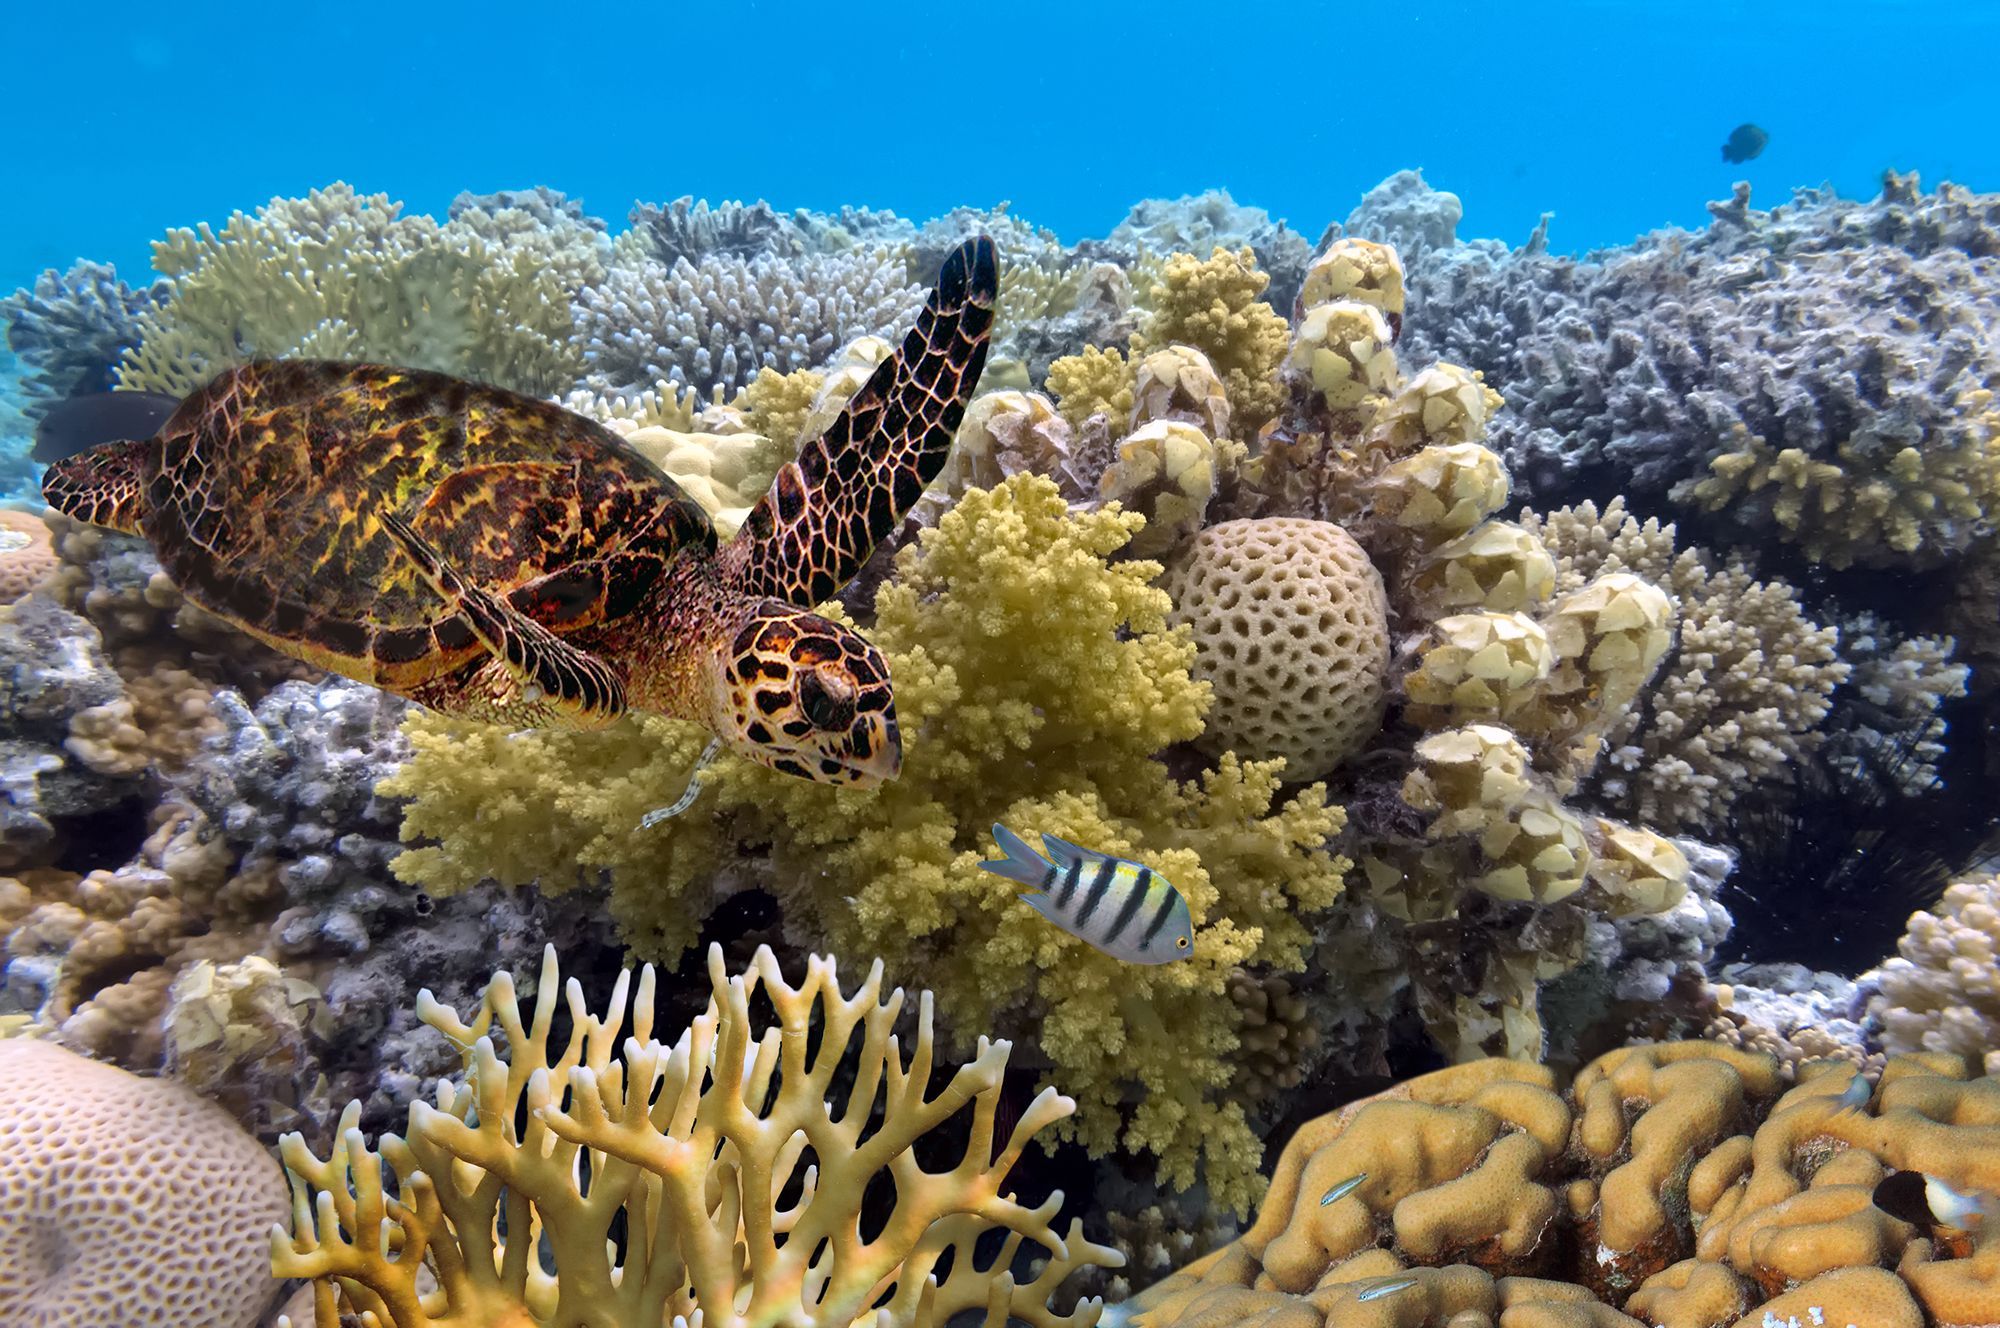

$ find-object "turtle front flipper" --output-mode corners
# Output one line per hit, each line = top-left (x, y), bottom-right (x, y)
(42, 438), (155, 535)
(379, 509), (629, 729)
(727, 236), (997, 606)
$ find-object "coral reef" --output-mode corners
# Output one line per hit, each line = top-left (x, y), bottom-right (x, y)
(388, 475), (1347, 1212)
(1389, 172), (2000, 569)
(573, 246), (921, 398)
(1091, 190), (1313, 315)
(1522, 498), (1852, 833)
(116, 182), (601, 399)
(1865, 872), (2000, 1074)
(1131, 247), (1290, 439)
(1, 259), (166, 412)
(1126, 1042), (2000, 1328)
(273, 942), (1119, 1328)
(0, 1038), (287, 1327)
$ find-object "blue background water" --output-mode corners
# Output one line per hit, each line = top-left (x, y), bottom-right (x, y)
(2, 0), (1994, 289)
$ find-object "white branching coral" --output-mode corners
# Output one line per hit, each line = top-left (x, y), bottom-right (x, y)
(1867, 874), (2000, 1075)
(117, 182), (602, 398)
(573, 248), (923, 398)
(1522, 498), (1850, 832)
(272, 943), (1119, 1328)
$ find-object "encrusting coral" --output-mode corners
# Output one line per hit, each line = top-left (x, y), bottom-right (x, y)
(273, 942), (1121, 1328)
(1124, 1042), (2000, 1328)
(0, 1038), (288, 1327)
(387, 473), (1348, 1213)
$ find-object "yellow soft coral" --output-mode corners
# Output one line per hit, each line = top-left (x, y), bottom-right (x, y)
(386, 475), (1349, 1210)
(273, 943), (1118, 1328)
(1134, 247), (1290, 438)
(1046, 344), (1135, 428)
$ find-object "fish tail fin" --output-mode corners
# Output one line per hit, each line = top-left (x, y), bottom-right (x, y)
(42, 438), (153, 535)
(980, 822), (1053, 889)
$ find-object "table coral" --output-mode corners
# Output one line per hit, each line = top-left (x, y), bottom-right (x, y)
(386, 473), (1349, 1212)
(117, 182), (600, 400)
(0, 1038), (287, 1327)
(273, 942), (1120, 1328)
(1124, 1043), (2000, 1328)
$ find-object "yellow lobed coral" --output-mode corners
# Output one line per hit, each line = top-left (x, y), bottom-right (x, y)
(1287, 300), (1399, 416)
(385, 475), (1348, 1212)
(1125, 1043), (2000, 1328)
(1403, 612), (1556, 729)
(938, 390), (1077, 501)
(1406, 520), (1558, 615)
(273, 943), (1119, 1328)
(1098, 421), (1236, 558)
(1401, 725), (1593, 906)
(1131, 344), (1233, 440)
(1298, 237), (1406, 323)
(1132, 247), (1290, 438)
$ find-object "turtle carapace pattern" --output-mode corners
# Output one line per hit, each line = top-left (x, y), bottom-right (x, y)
(43, 238), (999, 786)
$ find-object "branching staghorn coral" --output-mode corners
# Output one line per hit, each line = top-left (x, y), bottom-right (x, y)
(386, 475), (1348, 1212)
(273, 942), (1119, 1328)
(573, 247), (922, 399)
(627, 195), (806, 265)
(1521, 497), (1851, 833)
(116, 183), (600, 399)
(2, 259), (166, 410)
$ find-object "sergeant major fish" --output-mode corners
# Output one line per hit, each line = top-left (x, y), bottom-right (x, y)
(1873, 1169), (1997, 1237)
(980, 824), (1194, 964)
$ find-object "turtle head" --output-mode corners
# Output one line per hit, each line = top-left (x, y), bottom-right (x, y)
(708, 601), (900, 785)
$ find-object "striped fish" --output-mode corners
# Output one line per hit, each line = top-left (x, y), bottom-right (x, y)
(980, 823), (1194, 964)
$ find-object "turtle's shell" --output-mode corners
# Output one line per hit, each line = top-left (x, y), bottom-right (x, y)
(146, 361), (715, 686)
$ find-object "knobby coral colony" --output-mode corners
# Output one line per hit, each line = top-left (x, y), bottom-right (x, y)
(3, 176), (2000, 1326)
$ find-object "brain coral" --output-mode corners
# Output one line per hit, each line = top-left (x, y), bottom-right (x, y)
(1127, 1043), (2000, 1328)
(0, 1038), (287, 1327)
(0, 510), (56, 601)
(1162, 517), (1390, 782)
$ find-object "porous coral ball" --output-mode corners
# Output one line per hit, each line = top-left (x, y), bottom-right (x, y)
(1163, 518), (1389, 781)
(0, 1038), (287, 1327)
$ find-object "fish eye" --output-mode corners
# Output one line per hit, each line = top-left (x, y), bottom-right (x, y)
(1177, 936), (1190, 948)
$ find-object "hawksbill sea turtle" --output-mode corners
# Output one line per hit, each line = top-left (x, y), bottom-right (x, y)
(43, 238), (998, 786)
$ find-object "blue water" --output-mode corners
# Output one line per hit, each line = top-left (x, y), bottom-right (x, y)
(3, 0), (1995, 285)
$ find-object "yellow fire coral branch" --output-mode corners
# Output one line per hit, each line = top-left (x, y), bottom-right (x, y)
(271, 944), (1119, 1328)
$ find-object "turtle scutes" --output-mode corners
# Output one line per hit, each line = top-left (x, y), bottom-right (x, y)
(43, 238), (999, 786)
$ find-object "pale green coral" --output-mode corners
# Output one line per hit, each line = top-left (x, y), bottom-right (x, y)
(1133, 247), (1290, 438)
(384, 475), (1347, 1212)
(118, 182), (599, 398)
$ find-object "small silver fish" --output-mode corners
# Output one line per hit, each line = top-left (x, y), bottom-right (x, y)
(1321, 1172), (1368, 1206)
(641, 737), (725, 828)
(980, 824), (1193, 964)
(1832, 1070), (1873, 1115)
(1355, 1277), (1418, 1303)
(1874, 1169), (1997, 1233)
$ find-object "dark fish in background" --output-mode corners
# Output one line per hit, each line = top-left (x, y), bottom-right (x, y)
(1873, 1168), (1996, 1235)
(1722, 122), (1769, 164)
(32, 391), (181, 464)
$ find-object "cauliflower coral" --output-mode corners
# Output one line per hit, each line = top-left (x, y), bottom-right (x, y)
(385, 474), (1348, 1212)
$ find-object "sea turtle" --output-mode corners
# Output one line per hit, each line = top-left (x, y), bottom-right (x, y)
(43, 238), (997, 786)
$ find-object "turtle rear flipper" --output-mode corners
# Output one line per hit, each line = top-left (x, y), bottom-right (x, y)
(42, 438), (155, 535)
(728, 236), (997, 606)
(379, 509), (628, 729)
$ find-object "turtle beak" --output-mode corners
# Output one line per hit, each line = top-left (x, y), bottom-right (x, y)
(840, 707), (901, 785)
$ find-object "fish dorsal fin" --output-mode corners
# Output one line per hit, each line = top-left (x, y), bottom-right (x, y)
(1039, 832), (1097, 869)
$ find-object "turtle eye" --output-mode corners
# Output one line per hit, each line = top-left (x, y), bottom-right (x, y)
(799, 665), (858, 732)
